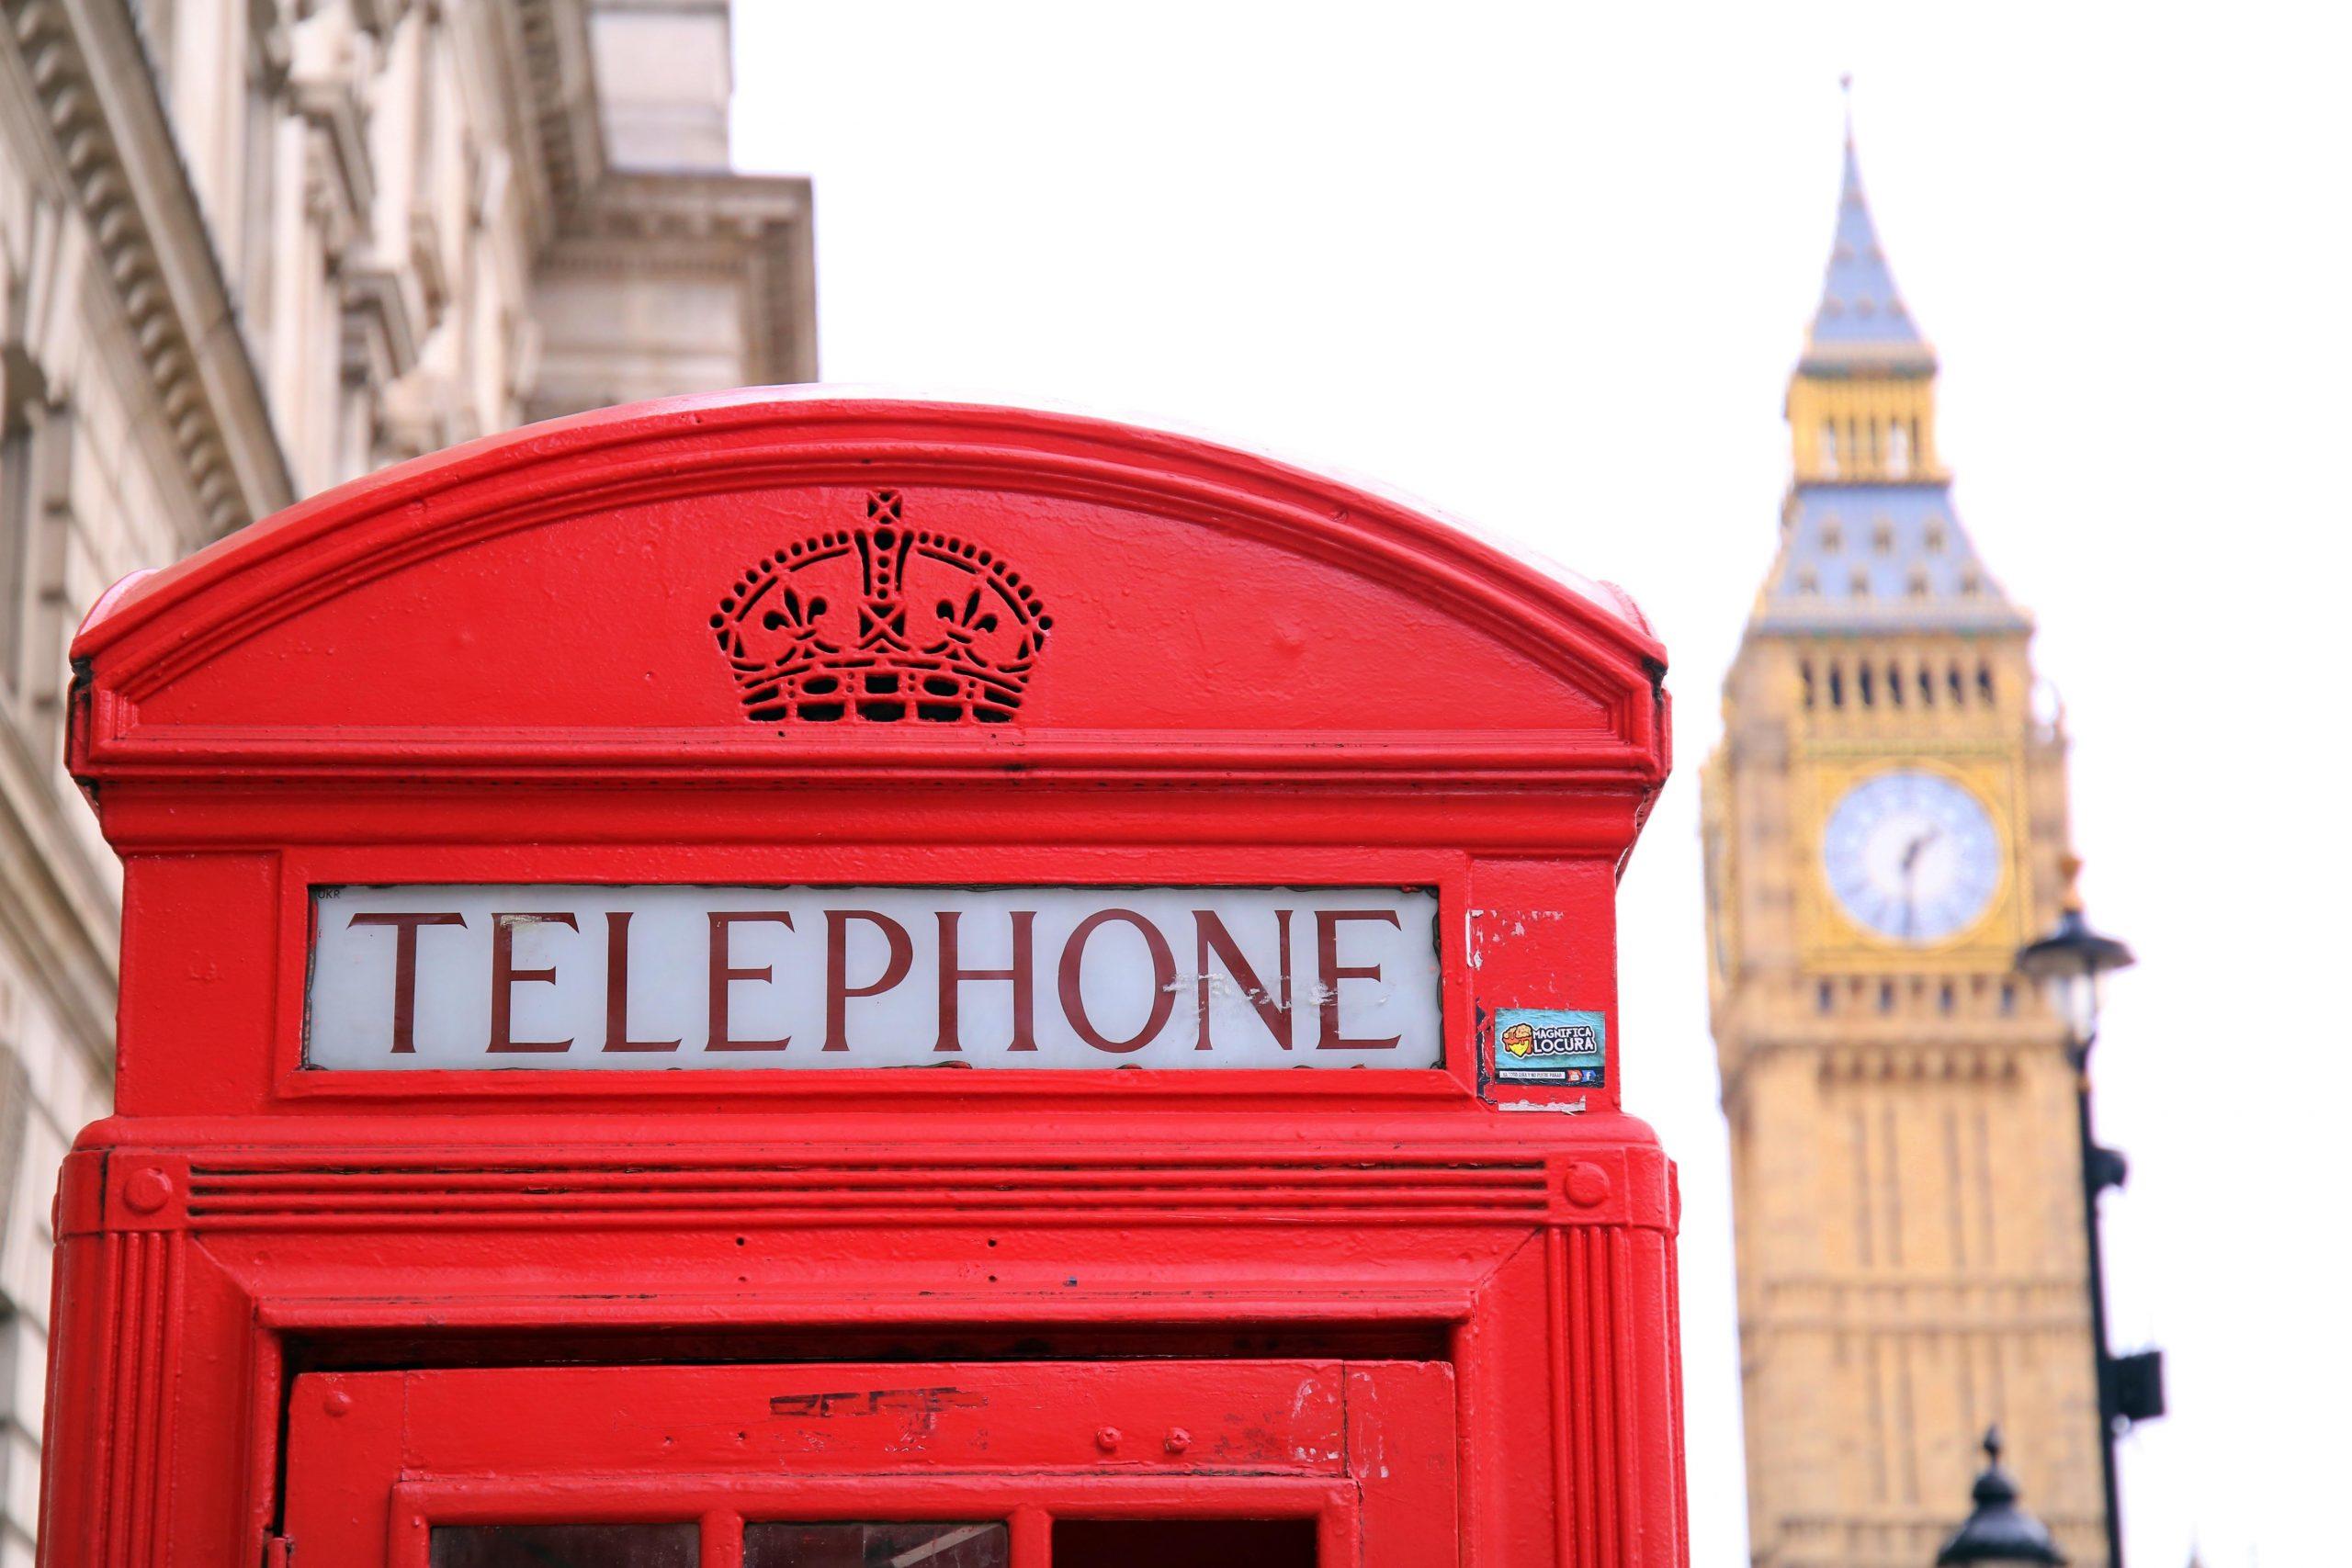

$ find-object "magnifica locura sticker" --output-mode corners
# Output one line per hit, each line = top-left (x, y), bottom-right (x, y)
(1494, 1007), (1607, 1087)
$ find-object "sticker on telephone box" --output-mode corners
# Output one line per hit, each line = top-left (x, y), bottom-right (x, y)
(1494, 1008), (1606, 1086)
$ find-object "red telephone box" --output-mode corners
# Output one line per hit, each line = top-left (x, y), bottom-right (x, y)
(44, 393), (1684, 1567)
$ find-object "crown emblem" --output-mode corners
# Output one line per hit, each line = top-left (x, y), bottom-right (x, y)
(711, 491), (1051, 727)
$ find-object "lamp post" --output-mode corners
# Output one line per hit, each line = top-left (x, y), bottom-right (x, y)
(1937, 1427), (2067, 1566)
(2015, 862), (2162, 1568)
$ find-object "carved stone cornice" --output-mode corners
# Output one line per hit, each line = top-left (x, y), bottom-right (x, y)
(561, 167), (808, 238)
(503, 2), (816, 384)
(548, 168), (816, 381)
(5, 0), (294, 537)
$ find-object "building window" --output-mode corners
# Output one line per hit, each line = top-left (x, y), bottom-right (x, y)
(0, 378), (73, 739)
(1820, 422), (1839, 477)
(0, 409), (30, 697)
(1887, 421), (1911, 478)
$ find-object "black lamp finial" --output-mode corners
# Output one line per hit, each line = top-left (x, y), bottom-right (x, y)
(1936, 1426), (2067, 1566)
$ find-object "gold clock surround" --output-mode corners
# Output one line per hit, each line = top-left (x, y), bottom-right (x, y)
(1799, 753), (2025, 968)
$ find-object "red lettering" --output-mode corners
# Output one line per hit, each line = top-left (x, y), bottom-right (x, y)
(347, 912), (465, 1054)
(1059, 908), (1176, 1054)
(707, 911), (794, 1052)
(598, 911), (680, 1053)
(489, 912), (578, 1054)
(825, 909), (912, 1052)
(1315, 908), (1401, 1050)
(936, 909), (1037, 1053)
(1193, 908), (1294, 1051)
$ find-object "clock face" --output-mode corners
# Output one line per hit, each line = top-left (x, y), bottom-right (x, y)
(1822, 771), (2002, 944)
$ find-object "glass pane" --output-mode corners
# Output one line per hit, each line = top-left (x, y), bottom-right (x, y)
(742, 1521), (1009, 1568)
(429, 1523), (698, 1568)
(1051, 1518), (1316, 1568)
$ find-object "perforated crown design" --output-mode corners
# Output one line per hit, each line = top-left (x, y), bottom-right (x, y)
(712, 491), (1051, 727)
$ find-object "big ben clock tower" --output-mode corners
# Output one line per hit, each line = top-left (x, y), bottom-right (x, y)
(1702, 129), (2110, 1568)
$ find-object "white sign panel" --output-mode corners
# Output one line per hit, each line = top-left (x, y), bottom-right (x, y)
(307, 885), (1442, 1071)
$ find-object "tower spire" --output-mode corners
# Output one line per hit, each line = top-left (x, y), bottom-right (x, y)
(1804, 89), (1934, 373)
(1753, 107), (2025, 635)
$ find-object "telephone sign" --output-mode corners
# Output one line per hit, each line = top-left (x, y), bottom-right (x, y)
(309, 884), (1443, 1070)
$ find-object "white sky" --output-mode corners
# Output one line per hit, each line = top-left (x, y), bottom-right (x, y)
(731, 4), (2352, 1562)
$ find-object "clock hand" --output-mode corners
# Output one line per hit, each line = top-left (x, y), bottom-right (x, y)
(1897, 828), (1940, 938)
(1899, 826), (1942, 875)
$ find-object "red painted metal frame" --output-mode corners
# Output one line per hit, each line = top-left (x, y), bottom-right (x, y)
(41, 394), (1685, 1568)
(284, 1359), (1451, 1566)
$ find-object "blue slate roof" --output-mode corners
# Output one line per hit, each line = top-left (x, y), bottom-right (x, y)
(1756, 482), (2027, 633)
(1804, 136), (1935, 372)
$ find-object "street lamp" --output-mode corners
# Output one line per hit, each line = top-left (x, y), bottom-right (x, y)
(2014, 897), (2134, 1060)
(1936, 1427), (2066, 1566)
(2014, 859), (2162, 1568)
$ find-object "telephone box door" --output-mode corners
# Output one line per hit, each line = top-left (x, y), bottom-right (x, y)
(283, 1359), (1456, 1567)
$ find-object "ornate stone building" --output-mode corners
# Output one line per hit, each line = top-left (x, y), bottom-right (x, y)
(0, 2), (810, 1554)
(1702, 133), (2106, 1568)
